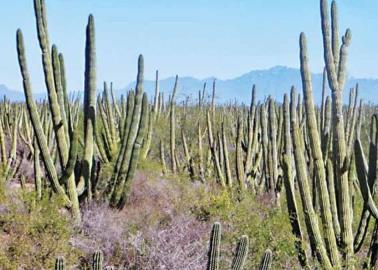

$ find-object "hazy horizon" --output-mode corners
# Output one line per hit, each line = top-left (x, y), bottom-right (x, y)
(1, 1), (377, 92)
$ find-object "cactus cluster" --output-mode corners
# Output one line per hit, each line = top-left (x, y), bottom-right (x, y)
(14, 0), (150, 223)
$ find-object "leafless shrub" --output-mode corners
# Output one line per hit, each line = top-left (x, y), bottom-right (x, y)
(71, 173), (210, 269)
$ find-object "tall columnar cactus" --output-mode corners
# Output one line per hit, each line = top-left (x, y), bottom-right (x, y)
(198, 122), (206, 182)
(260, 104), (269, 191)
(80, 14), (97, 202)
(282, 92), (308, 268)
(17, 29), (69, 204)
(222, 120), (233, 187)
(170, 75), (178, 173)
(268, 98), (278, 200)
(16, 0), (100, 222)
(321, 0), (353, 261)
(259, 249), (272, 270)
(207, 111), (225, 187)
(290, 88), (333, 269)
(235, 115), (245, 189)
(231, 235), (249, 270)
(299, 32), (340, 267)
(207, 222), (221, 270)
(118, 93), (149, 209)
(109, 55), (145, 206)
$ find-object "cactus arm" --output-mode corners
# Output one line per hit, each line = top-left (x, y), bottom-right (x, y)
(236, 115), (245, 189)
(118, 93), (149, 208)
(282, 92), (308, 268)
(79, 15), (96, 202)
(33, 138), (42, 199)
(110, 56), (144, 205)
(221, 120), (233, 187)
(290, 88), (333, 270)
(300, 33), (340, 267)
(16, 29), (69, 204)
(355, 139), (378, 219)
(170, 76), (178, 173)
(34, 0), (69, 169)
(207, 111), (225, 187)
(52, 45), (69, 145)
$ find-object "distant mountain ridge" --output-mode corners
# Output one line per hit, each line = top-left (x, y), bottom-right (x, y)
(2, 66), (378, 103)
(122, 66), (378, 104)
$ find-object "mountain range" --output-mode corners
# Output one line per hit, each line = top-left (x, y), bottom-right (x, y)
(2, 66), (378, 104)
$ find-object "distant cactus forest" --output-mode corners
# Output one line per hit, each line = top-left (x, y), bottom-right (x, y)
(0, 0), (376, 269)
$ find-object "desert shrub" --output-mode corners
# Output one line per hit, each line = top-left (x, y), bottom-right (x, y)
(71, 171), (210, 270)
(0, 192), (80, 269)
(191, 188), (299, 269)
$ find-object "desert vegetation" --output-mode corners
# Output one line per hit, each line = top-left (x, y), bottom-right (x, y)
(1, 0), (378, 269)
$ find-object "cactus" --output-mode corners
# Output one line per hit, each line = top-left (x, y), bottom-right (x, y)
(92, 250), (103, 270)
(198, 122), (206, 182)
(207, 222), (221, 270)
(235, 115), (245, 189)
(222, 120), (233, 187)
(282, 92), (308, 268)
(259, 249), (272, 270)
(16, 1), (102, 222)
(33, 138), (42, 200)
(299, 32), (340, 267)
(321, 0), (353, 261)
(109, 55), (145, 206)
(54, 257), (65, 270)
(118, 93), (149, 209)
(80, 14), (97, 202)
(170, 75), (178, 173)
(290, 87), (333, 269)
(17, 29), (69, 203)
(207, 111), (225, 187)
(231, 235), (249, 270)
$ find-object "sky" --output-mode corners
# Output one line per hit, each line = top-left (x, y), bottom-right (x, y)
(0, 0), (377, 92)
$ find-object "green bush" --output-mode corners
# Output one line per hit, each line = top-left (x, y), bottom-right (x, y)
(0, 192), (81, 269)
(191, 189), (298, 268)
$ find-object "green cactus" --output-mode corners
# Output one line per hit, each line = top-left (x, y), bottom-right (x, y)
(80, 14), (97, 202)
(170, 75), (178, 173)
(282, 92), (308, 268)
(118, 93), (149, 209)
(231, 235), (249, 270)
(321, 0), (353, 261)
(222, 120), (233, 187)
(299, 32), (340, 267)
(259, 249), (272, 270)
(207, 222), (221, 270)
(235, 115), (245, 189)
(109, 55), (145, 206)
(54, 257), (65, 270)
(92, 250), (103, 270)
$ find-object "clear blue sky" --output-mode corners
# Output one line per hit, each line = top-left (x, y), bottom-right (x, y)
(0, 0), (377, 92)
